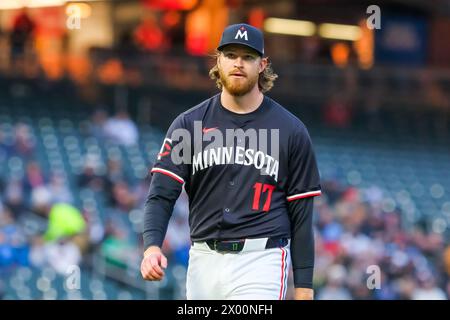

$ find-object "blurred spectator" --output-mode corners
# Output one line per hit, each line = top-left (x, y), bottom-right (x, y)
(164, 12), (185, 54)
(0, 130), (9, 161)
(48, 172), (73, 204)
(316, 206), (343, 257)
(30, 237), (82, 275)
(9, 9), (35, 75)
(411, 275), (447, 300)
(83, 209), (105, 248)
(103, 110), (139, 146)
(23, 161), (45, 189)
(0, 206), (30, 271)
(101, 218), (135, 269)
(444, 245), (450, 276)
(320, 180), (346, 205)
(446, 281), (450, 300)
(133, 14), (166, 52)
(78, 156), (107, 192)
(4, 178), (26, 218)
(106, 158), (129, 185)
(30, 185), (52, 218)
(99, 158), (132, 206)
(13, 123), (35, 158)
(373, 271), (397, 300)
(43, 203), (86, 242)
(110, 181), (137, 212)
(0, 232), (14, 270)
(27, 199), (88, 275)
(323, 94), (353, 128)
(89, 108), (108, 140)
(394, 276), (416, 299)
(317, 264), (352, 300)
(0, 279), (4, 299)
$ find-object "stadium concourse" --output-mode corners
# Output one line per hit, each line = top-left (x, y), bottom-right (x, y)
(0, 80), (449, 300)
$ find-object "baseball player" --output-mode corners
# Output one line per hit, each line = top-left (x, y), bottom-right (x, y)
(140, 23), (321, 300)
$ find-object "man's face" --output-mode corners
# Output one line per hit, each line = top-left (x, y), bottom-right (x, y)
(218, 45), (266, 96)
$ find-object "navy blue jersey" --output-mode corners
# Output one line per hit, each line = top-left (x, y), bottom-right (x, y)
(148, 94), (321, 242)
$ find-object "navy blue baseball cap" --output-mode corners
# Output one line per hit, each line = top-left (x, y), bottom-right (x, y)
(217, 23), (264, 56)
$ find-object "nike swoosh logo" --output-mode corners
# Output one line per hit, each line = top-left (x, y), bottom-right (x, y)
(202, 127), (218, 134)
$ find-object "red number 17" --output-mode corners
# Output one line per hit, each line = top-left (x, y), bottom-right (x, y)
(252, 183), (275, 212)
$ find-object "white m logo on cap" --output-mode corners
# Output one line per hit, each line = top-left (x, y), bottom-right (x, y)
(235, 29), (248, 41)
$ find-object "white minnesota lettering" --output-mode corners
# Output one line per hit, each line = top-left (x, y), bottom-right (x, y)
(192, 147), (279, 182)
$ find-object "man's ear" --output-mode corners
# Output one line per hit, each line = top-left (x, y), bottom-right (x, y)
(259, 57), (268, 73)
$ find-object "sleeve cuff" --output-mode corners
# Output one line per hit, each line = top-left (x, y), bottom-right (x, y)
(287, 190), (321, 202)
(150, 167), (185, 184)
(293, 266), (314, 289)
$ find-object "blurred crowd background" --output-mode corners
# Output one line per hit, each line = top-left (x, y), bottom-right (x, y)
(0, 0), (450, 300)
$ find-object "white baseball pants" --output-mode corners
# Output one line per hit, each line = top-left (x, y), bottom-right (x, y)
(186, 238), (290, 300)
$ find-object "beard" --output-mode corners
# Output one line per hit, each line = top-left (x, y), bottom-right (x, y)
(218, 67), (259, 97)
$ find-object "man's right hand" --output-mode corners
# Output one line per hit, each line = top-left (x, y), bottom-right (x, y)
(140, 246), (168, 281)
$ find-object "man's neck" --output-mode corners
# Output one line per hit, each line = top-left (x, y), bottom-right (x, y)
(220, 87), (264, 114)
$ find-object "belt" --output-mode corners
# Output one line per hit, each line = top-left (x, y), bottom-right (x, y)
(204, 237), (289, 253)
